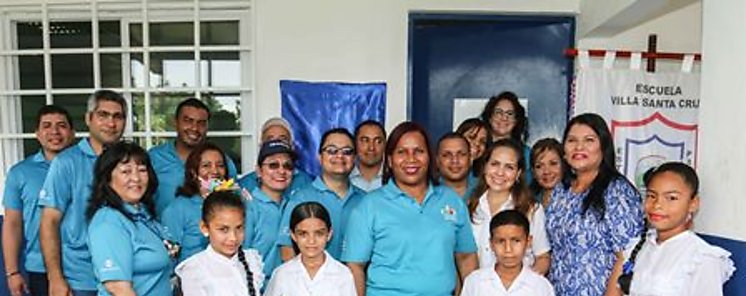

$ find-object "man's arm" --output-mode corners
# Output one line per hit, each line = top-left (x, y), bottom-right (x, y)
(346, 262), (367, 296)
(2, 209), (28, 296)
(40, 207), (71, 296)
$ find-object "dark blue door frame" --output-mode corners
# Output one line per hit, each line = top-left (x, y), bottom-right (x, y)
(407, 13), (576, 144)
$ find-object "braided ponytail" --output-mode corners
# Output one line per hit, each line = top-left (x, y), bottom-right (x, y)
(237, 247), (257, 296)
(617, 221), (649, 294)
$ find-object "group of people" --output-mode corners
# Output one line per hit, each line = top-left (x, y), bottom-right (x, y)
(1, 89), (735, 296)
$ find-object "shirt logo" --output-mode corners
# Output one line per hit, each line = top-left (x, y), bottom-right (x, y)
(101, 258), (120, 272)
(441, 204), (457, 222)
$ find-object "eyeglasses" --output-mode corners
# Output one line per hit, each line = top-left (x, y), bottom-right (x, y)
(262, 161), (293, 171)
(93, 110), (125, 121)
(322, 146), (355, 156)
(492, 108), (516, 120)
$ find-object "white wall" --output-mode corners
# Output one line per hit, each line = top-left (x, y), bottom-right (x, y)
(698, 0), (746, 240)
(253, 0), (579, 133)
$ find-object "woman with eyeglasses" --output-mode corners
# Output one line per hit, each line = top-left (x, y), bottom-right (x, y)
(243, 139), (296, 282)
(342, 121), (478, 296)
(86, 141), (174, 295)
(161, 142), (229, 263)
(277, 128), (366, 262)
(480, 91), (533, 184)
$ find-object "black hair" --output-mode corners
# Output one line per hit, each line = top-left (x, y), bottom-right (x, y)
(479, 91), (528, 142)
(643, 162), (699, 196)
(354, 119), (387, 140)
(562, 113), (627, 218)
(177, 142), (227, 197)
(456, 118), (491, 175)
(318, 127), (356, 153)
(489, 209), (530, 239)
(36, 104), (74, 130)
(175, 98), (211, 120)
(289, 201), (332, 254)
(383, 121), (437, 185)
(201, 191), (256, 296)
(201, 190), (245, 223)
(86, 141), (158, 221)
(437, 132), (471, 152)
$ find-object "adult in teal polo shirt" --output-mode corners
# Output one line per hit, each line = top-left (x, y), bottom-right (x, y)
(39, 90), (127, 295)
(243, 140), (295, 281)
(161, 143), (229, 263)
(341, 122), (478, 296)
(2, 105), (75, 296)
(278, 128), (365, 260)
(149, 98), (237, 215)
(436, 132), (479, 201)
(87, 141), (172, 296)
(237, 117), (311, 197)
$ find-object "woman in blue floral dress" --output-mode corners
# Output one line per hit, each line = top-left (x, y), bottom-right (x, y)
(545, 113), (644, 296)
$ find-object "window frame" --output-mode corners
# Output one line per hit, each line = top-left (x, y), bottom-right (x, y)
(0, 0), (257, 193)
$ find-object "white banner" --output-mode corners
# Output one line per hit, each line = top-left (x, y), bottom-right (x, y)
(573, 66), (700, 188)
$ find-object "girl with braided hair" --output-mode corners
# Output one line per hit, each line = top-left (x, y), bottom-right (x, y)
(264, 202), (356, 296)
(175, 191), (264, 295)
(605, 162), (734, 296)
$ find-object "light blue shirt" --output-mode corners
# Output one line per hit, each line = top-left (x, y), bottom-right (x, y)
(2, 150), (50, 273)
(38, 139), (99, 290)
(341, 182), (477, 296)
(88, 204), (172, 296)
(148, 141), (238, 215)
(160, 194), (207, 263)
(244, 187), (288, 281)
(349, 164), (383, 193)
(237, 169), (312, 197)
(278, 177), (366, 259)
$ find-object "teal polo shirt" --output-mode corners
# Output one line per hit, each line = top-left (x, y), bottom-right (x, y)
(439, 173), (479, 202)
(341, 182), (477, 296)
(278, 177), (365, 259)
(88, 204), (172, 296)
(243, 187), (288, 280)
(148, 142), (238, 216)
(2, 150), (50, 273)
(38, 139), (99, 290)
(160, 194), (207, 263)
(237, 169), (312, 197)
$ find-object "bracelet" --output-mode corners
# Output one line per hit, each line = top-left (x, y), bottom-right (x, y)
(5, 271), (20, 277)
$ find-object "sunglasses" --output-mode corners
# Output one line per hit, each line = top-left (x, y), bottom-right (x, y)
(322, 146), (355, 156)
(262, 161), (293, 171)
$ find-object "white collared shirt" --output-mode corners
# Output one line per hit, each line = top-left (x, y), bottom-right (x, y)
(471, 192), (551, 268)
(175, 245), (265, 296)
(264, 251), (357, 296)
(461, 265), (555, 296)
(349, 164), (383, 192)
(626, 230), (735, 296)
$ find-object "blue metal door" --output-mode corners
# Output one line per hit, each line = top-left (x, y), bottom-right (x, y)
(408, 14), (575, 143)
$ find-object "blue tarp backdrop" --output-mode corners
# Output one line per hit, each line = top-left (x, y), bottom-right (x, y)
(280, 80), (386, 177)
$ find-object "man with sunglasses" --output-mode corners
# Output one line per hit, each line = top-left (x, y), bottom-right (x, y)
(277, 128), (366, 262)
(237, 117), (312, 196)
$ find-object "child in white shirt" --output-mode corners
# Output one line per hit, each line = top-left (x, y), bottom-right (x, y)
(607, 162), (735, 296)
(264, 201), (357, 296)
(462, 209), (554, 296)
(176, 191), (264, 296)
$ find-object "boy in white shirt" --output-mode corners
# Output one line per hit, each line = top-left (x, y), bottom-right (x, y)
(462, 209), (554, 296)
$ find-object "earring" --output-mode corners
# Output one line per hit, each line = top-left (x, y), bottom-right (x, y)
(202, 232), (209, 237)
